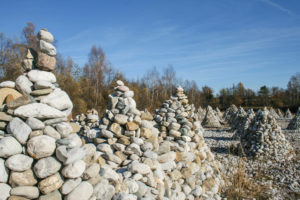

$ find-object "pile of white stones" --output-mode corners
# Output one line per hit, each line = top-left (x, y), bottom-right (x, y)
(223, 104), (238, 126)
(287, 107), (300, 131)
(195, 106), (205, 122)
(240, 108), (294, 161)
(154, 86), (223, 199)
(284, 109), (293, 119)
(269, 107), (280, 119)
(202, 106), (222, 128)
(0, 29), (96, 200)
(276, 108), (284, 118)
(232, 108), (255, 139)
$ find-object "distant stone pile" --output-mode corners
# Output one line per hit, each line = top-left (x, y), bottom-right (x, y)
(285, 109), (293, 119)
(230, 106), (247, 130)
(232, 108), (255, 139)
(240, 108), (294, 161)
(202, 105), (222, 128)
(0, 29), (95, 200)
(154, 86), (222, 199)
(269, 107), (280, 119)
(287, 107), (300, 131)
(223, 104), (238, 126)
(276, 108), (284, 118)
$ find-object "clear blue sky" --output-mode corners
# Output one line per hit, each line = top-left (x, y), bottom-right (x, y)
(1, 0), (300, 93)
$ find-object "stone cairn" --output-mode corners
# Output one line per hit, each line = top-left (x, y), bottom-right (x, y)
(287, 107), (300, 131)
(0, 29), (96, 199)
(154, 86), (222, 200)
(240, 108), (294, 161)
(232, 108), (255, 139)
(223, 104), (238, 126)
(269, 107), (280, 119)
(195, 106), (205, 123)
(230, 106), (247, 131)
(215, 107), (223, 120)
(202, 106), (222, 128)
(276, 108), (284, 119)
(285, 109), (293, 119)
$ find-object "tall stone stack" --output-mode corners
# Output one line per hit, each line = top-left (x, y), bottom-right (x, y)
(285, 109), (293, 119)
(202, 106), (222, 128)
(287, 107), (300, 131)
(223, 104), (238, 126)
(154, 86), (222, 199)
(230, 106), (247, 130)
(240, 108), (294, 161)
(232, 108), (255, 139)
(0, 29), (98, 200)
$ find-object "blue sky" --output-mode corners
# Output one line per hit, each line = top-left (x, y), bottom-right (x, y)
(1, 0), (300, 93)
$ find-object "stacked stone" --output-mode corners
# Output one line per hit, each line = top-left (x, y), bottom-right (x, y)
(240, 108), (294, 161)
(0, 29), (95, 200)
(202, 106), (222, 128)
(215, 107), (223, 119)
(154, 86), (222, 199)
(74, 109), (99, 142)
(285, 109), (293, 119)
(230, 107), (247, 130)
(269, 107), (280, 119)
(196, 106), (205, 122)
(223, 104), (238, 125)
(276, 108), (284, 118)
(232, 109), (255, 139)
(287, 107), (300, 131)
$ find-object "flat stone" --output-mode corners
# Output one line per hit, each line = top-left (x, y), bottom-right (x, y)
(62, 160), (86, 178)
(36, 52), (56, 71)
(27, 70), (56, 83)
(15, 76), (33, 95)
(7, 96), (31, 109)
(7, 117), (32, 144)
(61, 178), (81, 195)
(44, 117), (67, 125)
(0, 183), (11, 200)
(10, 186), (39, 199)
(39, 190), (62, 200)
(38, 173), (63, 195)
(5, 154), (33, 172)
(126, 122), (139, 131)
(30, 88), (53, 96)
(43, 126), (61, 139)
(34, 157), (61, 179)
(34, 81), (55, 90)
(114, 114), (128, 125)
(14, 103), (66, 119)
(0, 81), (15, 88)
(25, 117), (45, 130)
(0, 112), (12, 122)
(9, 169), (37, 187)
(65, 181), (93, 200)
(27, 135), (56, 159)
(40, 88), (73, 112)
(0, 136), (22, 158)
(0, 158), (8, 183)
(37, 29), (54, 43)
(39, 40), (56, 56)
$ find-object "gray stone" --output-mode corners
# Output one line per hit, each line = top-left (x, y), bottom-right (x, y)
(38, 29), (54, 43)
(10, 186), (39, 199)
(28, 70), (56, 83)
(14, 103), (66, 119)
(93, 179), (115, 200)
(124, 179), (139, 194)
(61, 178), (82, 195)
(128, 162), (151, 175)
(103, 153), (122, 164)
(34, 157), (61, 178)
(56, 122), (73, 138)
(34, 80), (55, 90)
(97, 143), (113, 154)
(15, 75), (33, 94)
(41, 88), (73, 113)
(39, 190), (62, 200)
(26, 117), (45, 130)
(5, 154), (33, 172)
(64, 147), (86, 165)
(7, 117), (32, 144)
(62, 160), (86, 178)
(0, 159), (8, 183)
(100, 166), (120, 182)
(39, 40), (56, 56)
(82, 163), (100, 180)
(27, 135), (56, 159)
(0, 183), (11, 200)
(44, 125), (61, 139)
(0, 81), (15, 88)
(0, 136), (22, 158)
(65, 181), (93, 200)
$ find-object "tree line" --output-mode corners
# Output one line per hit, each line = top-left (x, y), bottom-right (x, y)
(1, 23), (299, 115)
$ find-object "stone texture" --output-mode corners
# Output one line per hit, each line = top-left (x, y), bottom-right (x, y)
(27, 135), (56, 159)
(38, 173), (63, 195)
(34, 157), (61, 179)
(37, 29), (54, 43)
(0, 137), (22, 158)
(62, 160), (86, 178)
(0, 81), (15, 89)
(10, 186), (39, 199)
(36, 52), (56, 71)
(60, 178), (81, 195)
(0, 88), (22, 106)
(27, 70), (56, 83)
(7, 117), (32, 144)
(26, 117), (45, 130)
(0, 159), (8, 183)
(9, 169), (37, 187)
(15, 76), (33, 95)
(65, 181), (93, 200)
(39, 40), (56, 56)
(0, 183), (11, 200)
(5, 154), (33, 172)
(40, 88), (73, 112)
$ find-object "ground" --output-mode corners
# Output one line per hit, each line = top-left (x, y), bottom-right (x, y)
(203, 124), (300, 200)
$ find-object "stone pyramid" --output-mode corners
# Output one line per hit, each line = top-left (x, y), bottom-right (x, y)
(240, 108), (294, 161)
(202, 105), (222, 128)
(154, 86), (223, 199)
(287, 107), (300, 131)
(269, 107), (280, 119)
(195, 106), (206, 122)
(0, 29), (96, 199)
(232, 108), (255, 139)
(230, 106), (247, 130)
(215, 107), (223, 119)
(285, 109), (293, 119)
(276, 108), (284, 118)
(223, 104), (238, 125)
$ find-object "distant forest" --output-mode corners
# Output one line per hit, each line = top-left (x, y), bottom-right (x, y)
(1, 23), (299, 115)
